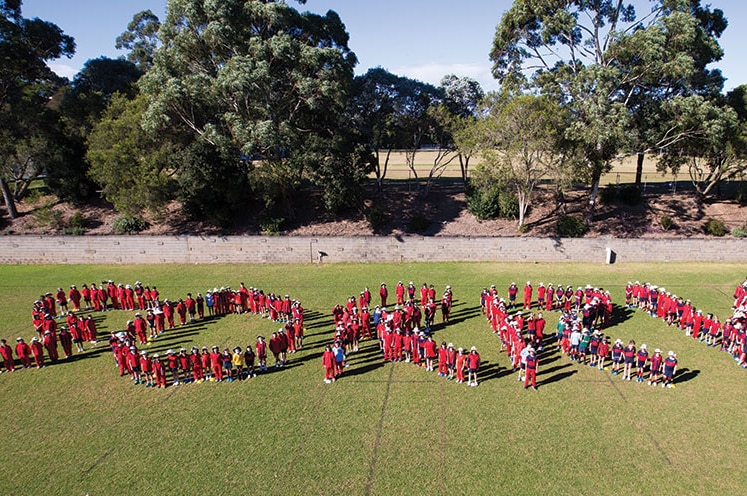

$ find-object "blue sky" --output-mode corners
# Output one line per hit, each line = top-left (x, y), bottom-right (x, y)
(21, 0), (747, 92)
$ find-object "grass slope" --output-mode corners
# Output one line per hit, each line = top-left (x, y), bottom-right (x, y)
(0, 262), (744, 495)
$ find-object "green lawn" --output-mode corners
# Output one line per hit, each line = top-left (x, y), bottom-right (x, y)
(0, 262), (744, 495)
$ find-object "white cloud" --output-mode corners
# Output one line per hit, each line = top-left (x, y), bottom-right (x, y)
(390, 63), (500, 91)
(48, 62), (79, 80)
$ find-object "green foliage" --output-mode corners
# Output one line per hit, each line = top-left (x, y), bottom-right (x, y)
(407, 214), (430, 233)
(498, 190), (520, 220)
(599, 185), (617, 205)
(366, 207), (389, 231)
(31, 206), (64, 231)
(258, 215), (285, 236)
(86, 93), (175, 217)
(466, 186), (501, 221)
(556, 215), (588, 238)
(62, 226), (86, 235)
(115, 9), (161, 70)
(69, 211), (86, 229)
(704, 218), (727, 237)
(731, 226), (747, 238)
(112, 215), (148, 234)
(618, 185), (642, 206)
(660, 215), (676, 231)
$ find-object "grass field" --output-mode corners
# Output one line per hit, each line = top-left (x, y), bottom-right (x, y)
(377, 150), (678, 185)
(0, 262), (745, 495)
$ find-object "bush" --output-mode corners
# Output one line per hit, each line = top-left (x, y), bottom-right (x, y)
(618, 185), (642, 206)
(599, 185), (617, 204)
(259, 215), (285, 236)
(112, 215), (149, 234)
(704, 218), (727, 237)
(731, 225), (747, 238)
(498, 191), (520, 220)
(32, 206), (64, 231)
(366, 207), (389, 231)
(557, 215), (588, 237)
(63, 227), (86, 235)
(407, 214), (430, 233)
(69, 211), (86, 229)
(660, 215), (676, 231)
(467, 187), (501, 221)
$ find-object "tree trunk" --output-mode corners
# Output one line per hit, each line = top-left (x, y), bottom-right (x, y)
(0, 177), (19, 219)
(586, 170), (602, 224)
(635, 152), (644, 186)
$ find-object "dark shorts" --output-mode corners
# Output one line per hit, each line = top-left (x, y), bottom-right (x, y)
(624, 357), (634, 365)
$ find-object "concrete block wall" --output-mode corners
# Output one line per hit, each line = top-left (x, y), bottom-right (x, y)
(0, 235), (744, 264)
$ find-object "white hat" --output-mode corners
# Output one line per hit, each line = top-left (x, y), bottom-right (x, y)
(458, 347), (464, 352)
(668, 351), (675, 356)
(448, 342), (454, 348)
(655, 348), (661, 353)
(641, 344), (647, 349)
(470, 346), (477, 351)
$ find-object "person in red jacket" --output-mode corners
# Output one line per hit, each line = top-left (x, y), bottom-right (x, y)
(68, 285), (81, 312)
(0, 339), (14, 372)
(209, 346), (223, 381)
(424, 336), (438, 372)
(524, 347), (539, 390)
(42, 330), (58, 363)
(379, 283), (388, 307)
(15, 337), (31, 368)
(152, 354), (167, 388)
(467, 346), (481, 386)
(322, 345), (336, 383)
(58, 327), (73, 359)
(139, 351), (154, 387)
(256, 335), (267, 372)
(185, 294), (197, 322)
(523, 282), (533, 310)
(30, 337), (44, 368)
(437, 341), (449, 377)
(85, 315), (98, 345)
(190, 347), (204, 383)
(455, 347), (467, 384)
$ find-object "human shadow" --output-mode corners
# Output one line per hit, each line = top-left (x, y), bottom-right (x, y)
(674, 368), (700, 384)
(539, 369), (577, 386)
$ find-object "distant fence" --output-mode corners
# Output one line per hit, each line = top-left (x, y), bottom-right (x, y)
(0, 235), (745, 264)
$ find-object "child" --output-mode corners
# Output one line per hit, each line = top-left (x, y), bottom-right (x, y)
(322, 345), (336, 383)
(256, 335), (267, 372)
(622, 340), (636, 381)
(152, 353), (167, 388)
(333, 341), (346, 377)
(446, 343), (456, 381)
(209, 346), (223, 381)
(200, 346), (211, 381)
(524, 347), (538, 390)
(244, 345), (256, 378)
(467, 346), (480, 387)
(424, 336), (437, 372)
(166, 349), (179, 385)
(662, 351), (678, 388)
(635, 344), (649, 383)
(588, 330), (601, 368)
(232, 346), (245, 380)
(178, 348), (191, 383)
(139, 351), (154, 387)
(649, 348), (663, 386)
(455, 347), (467, 384)
(191, 347), (204, 383)
(610, 339), (624, 375)
(221, 348), (233, 382)
(437, 342), (449, 377)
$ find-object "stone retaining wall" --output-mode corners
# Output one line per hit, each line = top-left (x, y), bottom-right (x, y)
(0, 235), (744, 264)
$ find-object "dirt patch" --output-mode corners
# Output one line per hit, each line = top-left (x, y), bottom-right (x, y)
(1, 183), (745, 238)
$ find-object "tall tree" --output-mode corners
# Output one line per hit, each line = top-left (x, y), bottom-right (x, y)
(140, 0), (366, 218)
(440, 74), (483, 187)
(115, 9), (161, 71)
(0, 0), (75, 218)
(473, 94), (570, 228)
(490, 0), (728, 221)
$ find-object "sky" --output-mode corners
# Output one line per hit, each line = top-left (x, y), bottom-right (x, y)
(20, 0), (747, 93)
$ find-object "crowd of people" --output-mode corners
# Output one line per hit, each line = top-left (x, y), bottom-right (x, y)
(324, 282), (484, 386)
(626, 280), (747, 368)
(0, 279), (305, 384)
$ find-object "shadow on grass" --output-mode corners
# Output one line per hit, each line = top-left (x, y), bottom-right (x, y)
(675, 368), (700, 384)
(540, 369), (577, 386)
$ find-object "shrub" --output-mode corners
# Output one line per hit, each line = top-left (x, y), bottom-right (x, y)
(63, 227), (86, 235)
(366, 207), (389, 231)
(660, 215), (676, 231)
(112, 215), (149, 234)
(498, 191), (520, 220)
(32, 206), (64, 231)
(704, 218), (727, 237)
(69, 211), (86, 229)
(407, 214), (430, 233)
(557, 215), (588, 237)
(259, 215), (285, 236)
(467, 187), (501, 221)
(618, 185), (642, 206)
(599, 185), (617, 204)
(731, 225), (747, 238)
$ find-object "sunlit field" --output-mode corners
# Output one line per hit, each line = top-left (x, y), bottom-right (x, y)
(0, 262), (744, 495)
